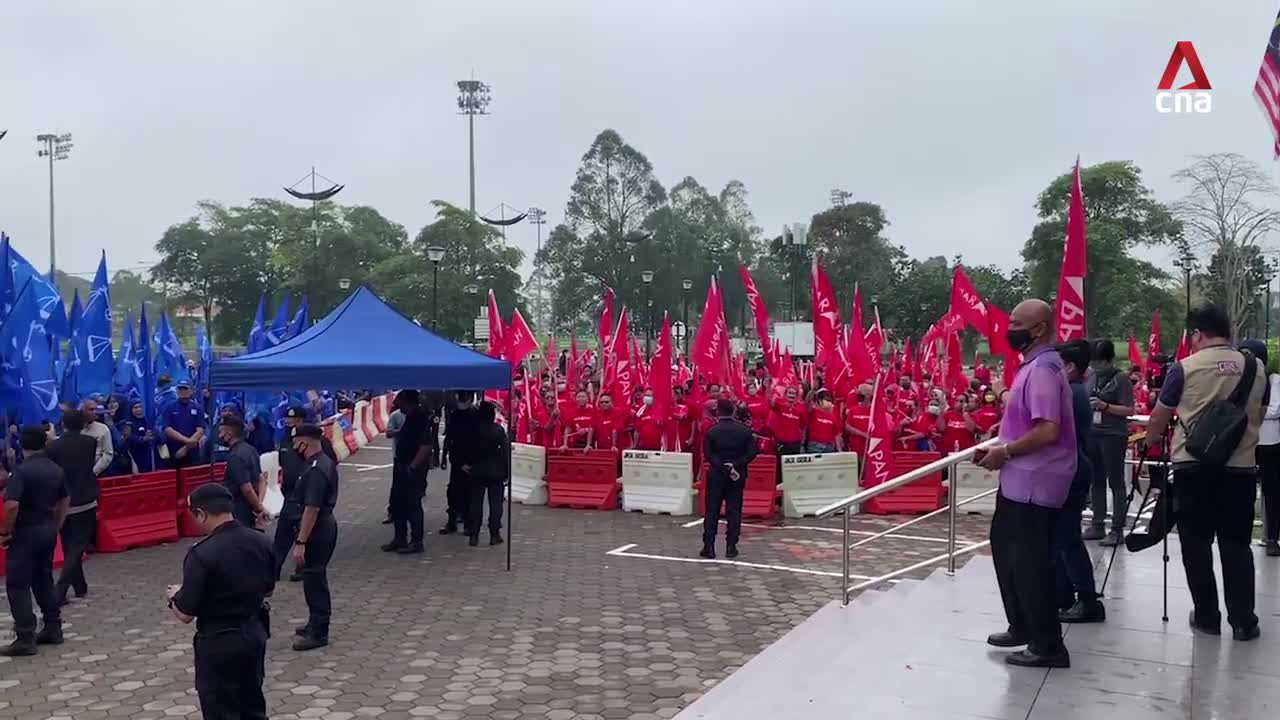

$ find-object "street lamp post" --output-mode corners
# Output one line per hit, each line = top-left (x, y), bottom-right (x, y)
(528, 207), (547, 327)
(456, 80), (492, 215)
(1263, 262), (1277, 340)
(641, 270), (655, 356)
(681, 278), (692, 355)
(786, 224), (807, 321)
(465, 284), (480, 344)
(36, 132), (72, 278)
(427, 245), (446, 331)
(1174, 243), (1197, 327)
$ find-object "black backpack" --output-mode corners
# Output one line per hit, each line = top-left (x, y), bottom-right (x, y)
(1183, 351), (1258, 466)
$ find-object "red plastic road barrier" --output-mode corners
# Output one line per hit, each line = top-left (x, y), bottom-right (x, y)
(359, 401), (379, 442)
(372, 393), (392, 433)
(695, 455), (780, 519)
(0, 535), (65, 578)
(545, 448), (619, 510)
(339, 410), (360, 455)
(177, 463), (227, 537)
(864, 451), (944, 515)
(96, 470), (180, 552)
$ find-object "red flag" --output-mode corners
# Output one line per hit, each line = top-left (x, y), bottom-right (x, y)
(1055, 159), (1088, 341)
(676, 355), (693, 386)
(936, 311), (965, 338)
(730, 352), (748, 401)
(846, 320), (877, 388)
(609, 308), (633, 402)
(865, 306), (884, 361)
(599, 286), (614, 351)
(1127, 335), (1143, 368)
(651, 313), (674, 429)
(506, 309), (539, 366)
(691, 277), (728, 382)
(901, 337), (913, 377)
(1002, 353), (1020, 391)
(739, 261), (772, 358)
(851, 283), (866, 337)
(912, 341), (924, 384)
(861, 375), (895, 488)
(946, 332), (964, 393)
(1146, 309), (1162, 364)
(486, 290), (506, 360)
(810, 258), (841, 371)
(546, 333), (558, 379)
(986, 303), (1012, 357)
(1174, 329), (1190, 361)
(567, 333), (579, 393)
(779, 348), (797, 385)
(949, 266), (991, 335)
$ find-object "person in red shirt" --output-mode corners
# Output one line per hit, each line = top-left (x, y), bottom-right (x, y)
(938, 395), (978, 453)
(633, 389), (664, 450)
(844, 384), (873, 456)
(973, 391), (1001, 439)
(593, 393), (620, 450)
(563, 390), (596, 450)
(806, 389), (841, 453)
(531, 389), (561, 448)
(745, 385), (770, 435)
(768, 385), (806, 455)
(973, 363), (992, 387)
(894, 399), (928, 451)
(671, 386), (694, 451)
(699, 383), (723, 437)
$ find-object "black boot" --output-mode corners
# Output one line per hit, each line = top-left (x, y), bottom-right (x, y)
(1267, 540), (1280, 557)
(36, 623), (64, 645)
(468, 533), (479, 547)
(292, 634), (329, 652)
(1058, 600), (1106, 624)
(0, 632), (37, 657)
(490, 531), (504, 546)
(699, 544), (715, 559)
(396, 542), (424, 555)
(726, 543), (739, 559)
(294, 624), (311, 637)
(439, 522), (457, 535)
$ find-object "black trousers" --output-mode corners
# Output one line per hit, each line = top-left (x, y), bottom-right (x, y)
(193, 620), (268, 720)
(390, 461), (427, 544)
(702, 473), (745, 546)
(465, 476), (504, 536)
(1053, 478), (1098, 608)
(4, 524), (60, 634)
(55, 509), (95, 600)
(1258, 444), (1280, 543)
(301, 513), (338, 639)
(990, 494), (1063, 656)
(445, 464), (467, 527)
(1087, 433), (1129, 530)
(272, 505), (301, 581)
(1174, 463), (1258, 630)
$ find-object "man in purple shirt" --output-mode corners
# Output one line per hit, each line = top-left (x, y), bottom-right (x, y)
(977, 299), (1076, 668)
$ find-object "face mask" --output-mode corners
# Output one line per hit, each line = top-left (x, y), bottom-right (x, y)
(643, 396), (653, 406)
(984, 395), (995, 404)
(927, 404), (941, 416)
(1005, 326), (1034, 352)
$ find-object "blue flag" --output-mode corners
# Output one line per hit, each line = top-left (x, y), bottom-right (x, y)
(60, 289), (83, 401)
(0, 238), (20, 410)
(195, 323), (212, 392)
(266, 292), (291, 347)
(285, 295), (309, 340)
(248, 295), (267, 353)
(115, 309), (137, 393)
(78, 253), (114, 398)
(1, 232), (67, 338)
(152, 311), (187, 381)
(3, 278), (60, 424)
(136, 305), (155, 425)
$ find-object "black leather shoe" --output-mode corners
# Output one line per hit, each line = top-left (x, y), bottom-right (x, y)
(1234, 625), (1261, 642)
(396, 542), (424, 555)
(35, 625), (63, 645)
(726, 544), (739, 559)
(986, 630), (1027, 648)
(0, 635), (37, 657)
(381, 541), (406, 552)
(292, 635), (329, 652)
(380, 515), (393, 525)
(439, 524), (457, 535)
(1082, 526), (1106, 541)
(1189, 611), (1221, 636)
(1059, 601), (1106, 624)
(699, 546), (715, 559)
(490, 532), (504, 546)
(1099, 531), (1124, 548)
(1006, 648), (1070, 668)
(468, 534), (479, 547)
(1267, 541), (1280, 557)
(294, 625), (310, 637)
(289, 569), (303, 582)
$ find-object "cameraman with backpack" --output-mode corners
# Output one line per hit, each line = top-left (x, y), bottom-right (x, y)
(1146, 304), (1266, 641)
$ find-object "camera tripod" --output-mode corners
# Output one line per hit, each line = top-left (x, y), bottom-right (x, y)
(1098, 450), (1172, 623)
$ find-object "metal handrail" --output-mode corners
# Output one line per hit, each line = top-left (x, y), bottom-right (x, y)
(824, 414), (1152, 606)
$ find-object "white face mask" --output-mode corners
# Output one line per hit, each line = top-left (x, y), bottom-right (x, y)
(643, 396), (654, 406)
(927, 404), (942, 416)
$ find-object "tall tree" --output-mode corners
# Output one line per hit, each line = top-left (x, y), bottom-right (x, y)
(1172, 153), (1280, 339)
(799, 201), (907, 316)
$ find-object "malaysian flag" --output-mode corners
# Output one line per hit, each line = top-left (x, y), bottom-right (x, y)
(1256, 9), (1280, 156)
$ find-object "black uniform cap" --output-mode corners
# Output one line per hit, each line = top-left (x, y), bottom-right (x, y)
(285, 406), (307, 420)
(295, 423), (324, 439)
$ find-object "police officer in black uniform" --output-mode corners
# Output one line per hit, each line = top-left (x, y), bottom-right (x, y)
(383, 391), (432, 553)
(0, 426), (68, 657)
(167, 484), (275, 719)
(289, 424), (339, 652)
(442, 391), (478, 534)
(219, 415), (267, 530)
(275, 407), (337, 583)
(464, 401), (508, 547)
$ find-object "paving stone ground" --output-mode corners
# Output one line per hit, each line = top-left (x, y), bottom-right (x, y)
(0, 440), (989, 719)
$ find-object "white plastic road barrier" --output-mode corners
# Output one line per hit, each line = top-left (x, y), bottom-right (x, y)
(372, 393), (392, 432)
(259, 451), (284, 516)
(780, 452), (860, 517)
(351, 402), (372, 448)
(620, 450), (695, 515)
(951, 461), (998, 514)
(359, 399), (380, 442)
(326, 422), (351, 462)
(511, 443), (548, 505)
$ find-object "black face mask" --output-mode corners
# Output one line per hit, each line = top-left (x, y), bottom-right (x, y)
(1005, 326), (1034, 352)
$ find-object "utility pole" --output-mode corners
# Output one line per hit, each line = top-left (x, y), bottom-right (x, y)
(456, 79), (491, 215)
(528, 206), (547, 328)
(35, 133), (73, 279)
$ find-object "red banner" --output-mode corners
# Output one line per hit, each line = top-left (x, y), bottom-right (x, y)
(487, 290), (506, 360)
(865, 306), (884, 361)
(1127, 334), (1142, 368)
(599, 286), (613, 352)
(567, 333), (579, 393)
(609, 308), (633, 403)
(1174, 329), (1190, 361)
(739, 262), (772, 368)
(1054, 159), (1088, 340)
(506, 309), (539, 366)
(986, 302), (1012, 357)
(651, 313), (673, 431)
(810, 258), (841, 371)
(1146, 309), (1162, 365)
(691, 277), (729, 383)
(861, 375), (896, 487)
(949, 266), (990, 335)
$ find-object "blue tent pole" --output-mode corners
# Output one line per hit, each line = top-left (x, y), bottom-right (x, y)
(506, 380), (513, 572)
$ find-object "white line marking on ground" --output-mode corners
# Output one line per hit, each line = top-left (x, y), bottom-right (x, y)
(355, 445), (392, 451)
(353, 463), (394, 472)
(605, 544), (881, 580)
(678, 518), (953, 544)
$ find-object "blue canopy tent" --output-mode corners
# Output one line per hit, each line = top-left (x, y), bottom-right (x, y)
(209, 286), (516, 568)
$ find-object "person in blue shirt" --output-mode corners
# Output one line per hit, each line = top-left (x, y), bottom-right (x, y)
(161, 380), (205, 469)
(120, 401), (157, 473)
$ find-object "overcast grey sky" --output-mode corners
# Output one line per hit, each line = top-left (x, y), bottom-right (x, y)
(1, 1), (1277, 283)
